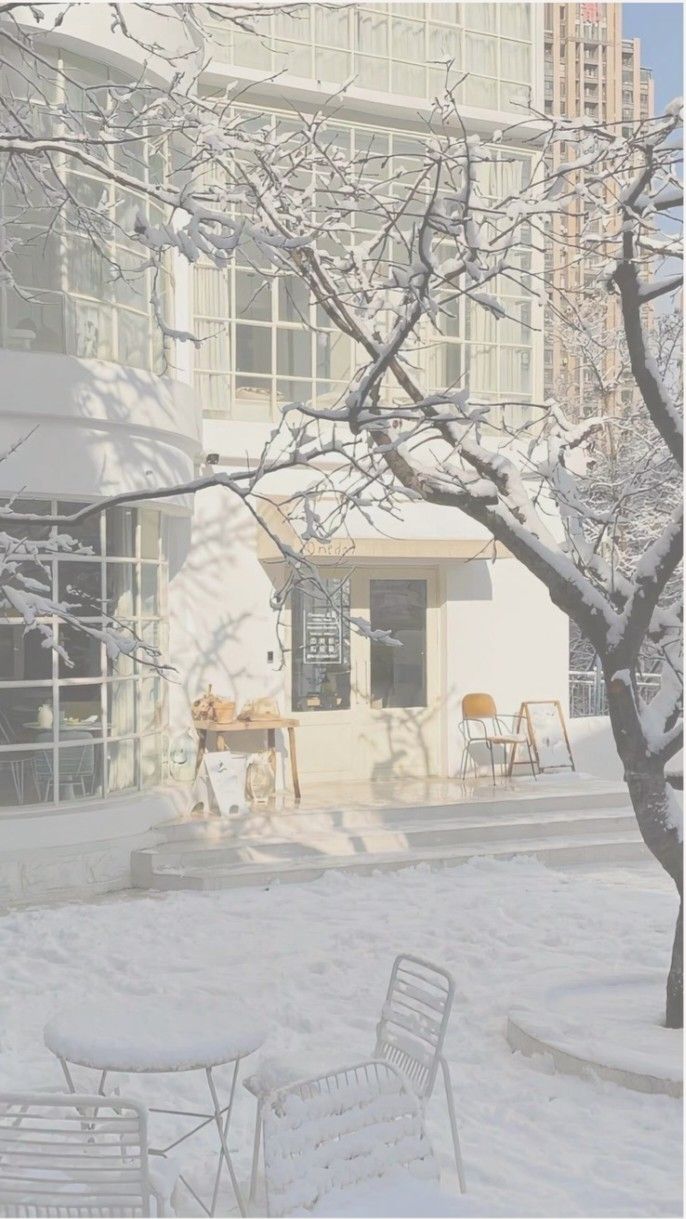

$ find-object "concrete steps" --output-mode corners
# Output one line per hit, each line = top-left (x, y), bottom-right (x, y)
(131, 782), (647, 891)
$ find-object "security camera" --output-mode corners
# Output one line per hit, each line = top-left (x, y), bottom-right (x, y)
(206, 452), (220, 465)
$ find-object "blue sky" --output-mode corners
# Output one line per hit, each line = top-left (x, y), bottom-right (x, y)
(622, 3), (683, 110)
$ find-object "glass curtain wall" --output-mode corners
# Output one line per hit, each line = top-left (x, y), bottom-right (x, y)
(194, 112), (536, 424)
(0, 502), (168, 808)
(0, 51), (169, 373)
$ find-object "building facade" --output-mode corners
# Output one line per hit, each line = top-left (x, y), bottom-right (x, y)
(0, 4), (569, 901)
(543, 3), (654, 414)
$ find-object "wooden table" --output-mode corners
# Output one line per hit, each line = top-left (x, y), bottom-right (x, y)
(193, 717), (301, 800)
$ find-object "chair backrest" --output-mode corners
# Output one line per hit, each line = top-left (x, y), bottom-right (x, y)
(374, 954), (454, 1100)
(60, 735), (95, 780)
(0, 1092), (152, 1217)
(262, 1059), (436, 1218)
(462, 692), (497, 719)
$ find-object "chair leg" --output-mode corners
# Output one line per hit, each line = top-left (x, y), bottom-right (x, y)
(488, 744), (496, 785)
(527, 741), (537, 780)
(460, 745), (469, 780)
(248, 1101), (263, 1211)
(439, 1056), (466, 1194)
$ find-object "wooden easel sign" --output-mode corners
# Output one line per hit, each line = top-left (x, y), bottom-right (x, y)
(516, 700), (575, 772)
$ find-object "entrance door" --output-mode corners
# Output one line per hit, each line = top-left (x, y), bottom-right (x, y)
(289, 567), (441, 783)
(351, 567), (441, 780)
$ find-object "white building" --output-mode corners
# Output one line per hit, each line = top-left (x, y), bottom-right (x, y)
(0, 4), (570, 901)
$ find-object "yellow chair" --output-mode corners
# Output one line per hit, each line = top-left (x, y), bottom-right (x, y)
(459, 692), (537, 782)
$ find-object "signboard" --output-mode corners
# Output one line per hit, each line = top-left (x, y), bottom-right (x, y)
(196, 751), (246, 816)
(516, 701), (575, 772)
(304, 609), (343, 664)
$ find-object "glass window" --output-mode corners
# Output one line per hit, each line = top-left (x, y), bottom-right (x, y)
(0, 504), (168, 806)
(291, 578), (351, 712)
(236, 270), (272, 322)
(236, 324), (271, 373)
(277, 328), (311, 378)
(370, 580), (427, 709)
(0, 623), (53, 682)
(57, 560), (102, 616)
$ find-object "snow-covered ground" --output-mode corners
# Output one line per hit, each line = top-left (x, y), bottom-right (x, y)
(0, 856), (681, 1217)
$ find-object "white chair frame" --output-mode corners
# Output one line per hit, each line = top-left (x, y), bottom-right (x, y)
(261, 1059), (437, 1218)
(247, 954), (466, 1209)
(0, 1091), (163, 1217)
(374, 954), (466, 1192)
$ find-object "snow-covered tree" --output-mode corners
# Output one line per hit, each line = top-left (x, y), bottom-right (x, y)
(0, 5), (682, 1024)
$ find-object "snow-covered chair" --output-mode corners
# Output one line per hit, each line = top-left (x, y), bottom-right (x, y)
(261, 1059), (438, 1217)
(245, 954), (465, 1207)
(0, 1091), (172, 1217)
(373, 954), (465, 1191)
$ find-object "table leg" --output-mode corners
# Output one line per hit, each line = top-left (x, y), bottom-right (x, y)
(59, 1057), (76, 1093)
(205, 1065), (246, 1217)
(195, 728), (207, 778)
(209, 1059), (240, 1215)
(287, 726), (301, 801)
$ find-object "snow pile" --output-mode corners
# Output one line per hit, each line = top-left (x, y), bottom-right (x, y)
(0, 857), (681, 1217)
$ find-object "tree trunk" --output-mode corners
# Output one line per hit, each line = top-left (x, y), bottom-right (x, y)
(605, 672), (683, 1028)
(666, 898), (683, 1030)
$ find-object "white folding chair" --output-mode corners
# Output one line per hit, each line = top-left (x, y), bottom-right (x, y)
(374, 954), (465, 1192)
(0, 1091), (169, 1217)
(246, 953), (465, 1208)
(261, 1059), (437, 1217)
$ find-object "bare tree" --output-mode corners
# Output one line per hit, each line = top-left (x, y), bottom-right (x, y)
(0, 5), (682, 1023)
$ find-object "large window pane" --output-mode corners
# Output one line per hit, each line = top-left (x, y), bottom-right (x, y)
(106, 563), (136, 619)
(58, 683), (103, 736)
(58, 624), (102, 679)
(57, 560), (102, 616)
(107, 739), (137, 792)
(291, 578), (351, 712)
(370, 580), (427, 709)
(0, 687), (54, 745)
(57, 733), (100, 800)
(108, 679), (136, 737)
(0, 497), (53, 545)
(236, 324), (271, 373)
(277, 328), (311, 378)
(106, 507), (135, 557)
(57, 502), (102, 554)
(0, 622), (53, 681)
(0, 748), (54, 807)
(236, 270), (271, 322)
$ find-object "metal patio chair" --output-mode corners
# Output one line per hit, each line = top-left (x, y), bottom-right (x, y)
(261, 1059), (438, 1217)
(0, 1091), (173, 1217)
(33, 732), (96, 802)
(0, 710), (30, 805)
(459, 691), (536, 782)
(246, 953), (466, 1207)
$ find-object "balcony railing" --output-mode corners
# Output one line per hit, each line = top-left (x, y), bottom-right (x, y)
(569, 668), (661, 718)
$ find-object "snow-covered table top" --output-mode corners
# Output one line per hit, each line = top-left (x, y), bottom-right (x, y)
(44, 998), (267, 1073)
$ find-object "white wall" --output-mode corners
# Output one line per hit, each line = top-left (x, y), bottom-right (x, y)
(443, 558), (570, 776)
(0, 350), (200, 500)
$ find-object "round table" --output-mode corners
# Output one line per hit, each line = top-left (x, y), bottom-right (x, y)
(44, 997), (267, 1217)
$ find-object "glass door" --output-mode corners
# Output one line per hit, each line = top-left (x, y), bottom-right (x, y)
(288, 567), (441, 782)
(352, 567), (441, 779)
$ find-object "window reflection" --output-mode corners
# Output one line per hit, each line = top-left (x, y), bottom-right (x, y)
(370, 579), (427, 708)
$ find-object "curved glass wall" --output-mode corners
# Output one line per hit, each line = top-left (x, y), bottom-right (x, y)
(206, 3), (533, 112)
(0, 502), (168, 808)
(0, 52), (170, 373)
